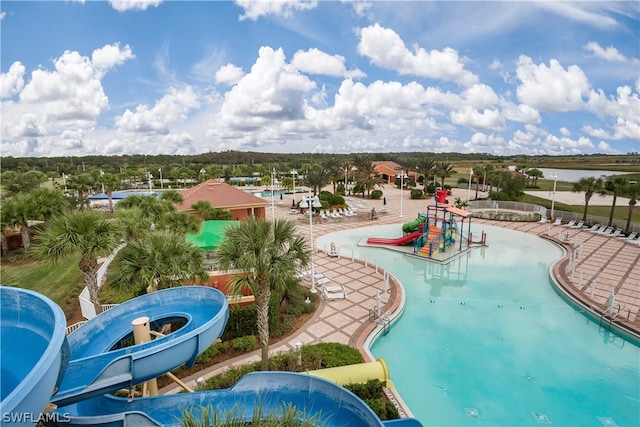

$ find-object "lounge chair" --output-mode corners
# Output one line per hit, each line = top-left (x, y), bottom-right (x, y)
(321, 287), (347, 301)
(551, 218), (562, 226)
(320, 210), (330, 220)
(321, 283), (345, 293)
(570, 221), (584, 229)
(538, 216), (548, 224)
(587, 224), (602, 232)
(598, 226), (614, 235)
(315, 276), (333, 286)
(610, 229), (622, 238)
(564, 220), (576, 228)
(619, 232), (637, 241)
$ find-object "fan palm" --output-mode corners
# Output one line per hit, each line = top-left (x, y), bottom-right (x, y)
(32, 210), (123, 314)
(573, 177), (604, 223)
(604, 176), (628, 227)
(214, 217), (309, 371)
(622, 182), (640, 233)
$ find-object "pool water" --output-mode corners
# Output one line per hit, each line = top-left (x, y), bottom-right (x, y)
(317, 224), (640, 427)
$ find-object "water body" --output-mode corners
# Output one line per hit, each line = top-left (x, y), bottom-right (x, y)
(537, 168), (634, 183)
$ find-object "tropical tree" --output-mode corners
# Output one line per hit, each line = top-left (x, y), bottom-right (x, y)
(117, 194), (173, 224)
(107, 232), (207, 293)
(214, 218), (309, 371)
(573, 177), (604, 223)
(101, 172), (122, 213)
(622, 182), (640, 233)
(472, 165), (485, 199)
(116, 207), (153, 242)
(352, 156), (384, 197)
(436, 162), (455, 188)
(157, 210), (202, 235)
(191, 200), (216, 220)
(160, 189), (184, 204)
(32, 210), (123, 314)
(526, 168), (544, 188)
(1, 170), (47, 196)
(322, 157), (343, 194)
(302, 167), (331, 196)
(1, 193), (36, 251)
(604, 176), (628, 227)
(416, 157), (436, 193)
(67, 173), (96, 209)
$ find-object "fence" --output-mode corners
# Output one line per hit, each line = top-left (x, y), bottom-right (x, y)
(79, 243), (126, 320)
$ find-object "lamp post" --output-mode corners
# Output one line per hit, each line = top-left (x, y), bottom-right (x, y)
(158, 168), (163, 189)
(308, 189), (317, 293)
(550, 173), (558, 219)
(271, 168), (276, 222)
(467, 169), (474, 201)
(290, 169), (297, 205)
(148, 172), (153, 190)
(399, 170), (404, 218)
(200, 168), (206, 182)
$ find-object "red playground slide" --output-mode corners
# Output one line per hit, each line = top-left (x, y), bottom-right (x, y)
(367, 231), (421, 246)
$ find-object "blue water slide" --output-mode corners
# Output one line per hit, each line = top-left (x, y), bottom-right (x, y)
(50, 371), (414, 426)
(0, 287), (69, 427)
(50, 286), (229, 408)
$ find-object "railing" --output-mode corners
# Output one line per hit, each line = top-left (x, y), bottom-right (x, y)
(599, 304), (631, 331)
(369, 308), (391, 335)
(65, 321), (86, 335)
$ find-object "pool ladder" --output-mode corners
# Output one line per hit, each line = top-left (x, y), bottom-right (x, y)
(598, 304), (630, 331)
(369, 308), (391, 335)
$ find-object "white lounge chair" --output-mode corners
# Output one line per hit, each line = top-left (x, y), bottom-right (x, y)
(564, 220), (576, 228)
(598, 226), (614, 235)
(610, 229), (622, 238)
(320, 210), (330, 220)
(321, 287), (347, 301)
(322, 283), (345, 293)
(587, 224), (602, 232)
(551, 218), (562, 226)
(619, 232), (637, 241)
(538, 216), (548, 224)
(570, 221), (584, 229)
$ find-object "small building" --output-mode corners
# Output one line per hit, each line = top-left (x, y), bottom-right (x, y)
(177, 179), (268, 220)
(373, 161), (420, 184)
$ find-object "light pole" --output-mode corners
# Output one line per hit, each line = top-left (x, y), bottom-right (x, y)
(308, 189), (317, 293)
(290, 169), (297, 205)
(550, 173), (558, 219)
(467, 169), (474, 201)
(148, 172), (153, 190)
(158, 168), (163, 189)
(399, 170), (404, 218)
(271, 168), (276, 222)
(200, 168), (206, 182)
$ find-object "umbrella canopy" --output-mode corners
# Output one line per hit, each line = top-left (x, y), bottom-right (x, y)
(186, 220), (237, 251)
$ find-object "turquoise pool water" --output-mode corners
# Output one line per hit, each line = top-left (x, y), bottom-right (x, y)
(317, 224), (640, 427)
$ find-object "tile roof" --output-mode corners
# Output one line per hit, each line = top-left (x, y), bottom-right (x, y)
(177, 180), (268, 211)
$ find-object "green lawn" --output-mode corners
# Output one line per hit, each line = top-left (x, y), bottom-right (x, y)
(1, 253), (84, 316)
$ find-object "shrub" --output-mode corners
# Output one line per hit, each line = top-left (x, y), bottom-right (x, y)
(336, 183), (345, 195)
(231, 335), (256, 352)
(385, 401), (400, 419)
(195, 342), (223, 364)
(410, 189), (423, 199)
(457, 177), (469, 184)
(221, 306), (257, 341)
(489, 191), (509, 201)
(301, 343), (364, 369)
(202, 362), (259, 390)
(370, 189), (383, 199)
(344, 379), (383, 401)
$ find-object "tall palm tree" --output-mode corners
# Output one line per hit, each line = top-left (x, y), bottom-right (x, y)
(604, 176), (628, 227)
(67, 173), (96, 209)
(107, 232), (208, 293)
(215, 217), (309, 371)
(29, 187), (70, 222)
(115, 207), (153, 242)
(303, 167), (331, 196)
(157, 210), (202, 235)
(322, 157), (343, 194)
(573, 177), (604, 223)
(101, 172), (122, 213)
(436, 162), (455, 188)
(160, 189), (184, 204)
(622, 182), (640, 233)
(416, 157), (435, 192)
(191, 200), (216, 220)
(32, 210), (123, 314)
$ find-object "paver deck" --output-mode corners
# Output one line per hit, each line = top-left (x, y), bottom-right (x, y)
(161, 186), (640, 416)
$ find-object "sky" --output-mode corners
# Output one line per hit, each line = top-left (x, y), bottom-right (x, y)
(1, 1), (639, 158)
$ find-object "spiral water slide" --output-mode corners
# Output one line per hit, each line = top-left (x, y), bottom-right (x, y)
(1, 286), (423, 427)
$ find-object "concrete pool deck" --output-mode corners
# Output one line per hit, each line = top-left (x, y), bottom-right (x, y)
(161, 186), (640, 411)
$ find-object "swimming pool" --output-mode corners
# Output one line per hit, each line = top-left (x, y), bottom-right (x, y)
(317, 224), (640, 427)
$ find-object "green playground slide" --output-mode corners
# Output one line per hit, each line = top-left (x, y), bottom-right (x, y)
(402, 216), (425, 233)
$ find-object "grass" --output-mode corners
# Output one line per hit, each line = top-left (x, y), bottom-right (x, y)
(0, 252), (84, 317)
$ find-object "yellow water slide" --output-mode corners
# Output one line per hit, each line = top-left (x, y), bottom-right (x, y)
(307, 358), (394, 388)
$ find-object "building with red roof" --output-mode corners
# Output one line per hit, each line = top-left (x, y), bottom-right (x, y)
(176, 179), (268, 220)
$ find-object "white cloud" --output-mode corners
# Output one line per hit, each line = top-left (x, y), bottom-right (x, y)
(584, 41), (627, 62)
(516, 56), (590, 112)
(465, 132), (507, 154)
(489, 59), (503, 71)
(450, 106), (505, 131)
(535, 2), (619, 28)
(560, 127), (571, 137)
(585, 85), (640, 141)
(236, 0), (318, 21)
(461, 84), (498, 109)
(116, 86), (200, 134)
(215, 64), (245, 86)
(0, 11), (6, 20)
(91, 43), (135, 78)
(357, 24), (478, 86)
(500, 101), (541, 124)
(0, 62), (25, 98)
(109, 0), (162, 12)
(292, 48), (365, 79)
(597, 141), (618, 153)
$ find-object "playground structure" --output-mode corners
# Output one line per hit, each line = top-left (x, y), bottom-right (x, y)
(367, 190), (487, 262)
(0, 286), (423, 427)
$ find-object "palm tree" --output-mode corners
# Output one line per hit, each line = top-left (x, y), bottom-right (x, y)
(107, 232), (207, 293)
(191, 200), (216, 220)
(160, 189), (184, 204)
(435, 162), (455, 188)
(32, 210), (123, 314)
(101, 172), (122, 213)
(1, 193), (36, 251)
(573, 177), (604, 223)
(622, 182), (640, 233)
(115, 207), (153, 242)
(472, 165), (485, 199)
(604, 176), (628, 227)
(215, 218), (309, 371)
(527, 168), (544, 188)
(352, 156), (384, 197)
(157, 210), (202, 235)
(67, 173), (96, 209)
(416, 157), (435, 193)
(303, 167), (331, 196)
(322, 157), (343, 194)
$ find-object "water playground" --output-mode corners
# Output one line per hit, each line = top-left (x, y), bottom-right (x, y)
(366, 190), (487, 262)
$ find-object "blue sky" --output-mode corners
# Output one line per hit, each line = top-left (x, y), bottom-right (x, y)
(1, 1), (638, 158)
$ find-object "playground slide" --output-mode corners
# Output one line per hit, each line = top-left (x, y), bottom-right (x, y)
(51, 286), (229, 408)
(1, 287), (68, 427)
(401, 216), (425, 233)
(3, 286), (423, 426)
(367, 231), (421, 246)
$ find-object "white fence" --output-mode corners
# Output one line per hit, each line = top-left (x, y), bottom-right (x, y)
(79, 243), (126, 320)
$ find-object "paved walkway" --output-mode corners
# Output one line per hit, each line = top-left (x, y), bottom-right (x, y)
(161, 186), (640, 416)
